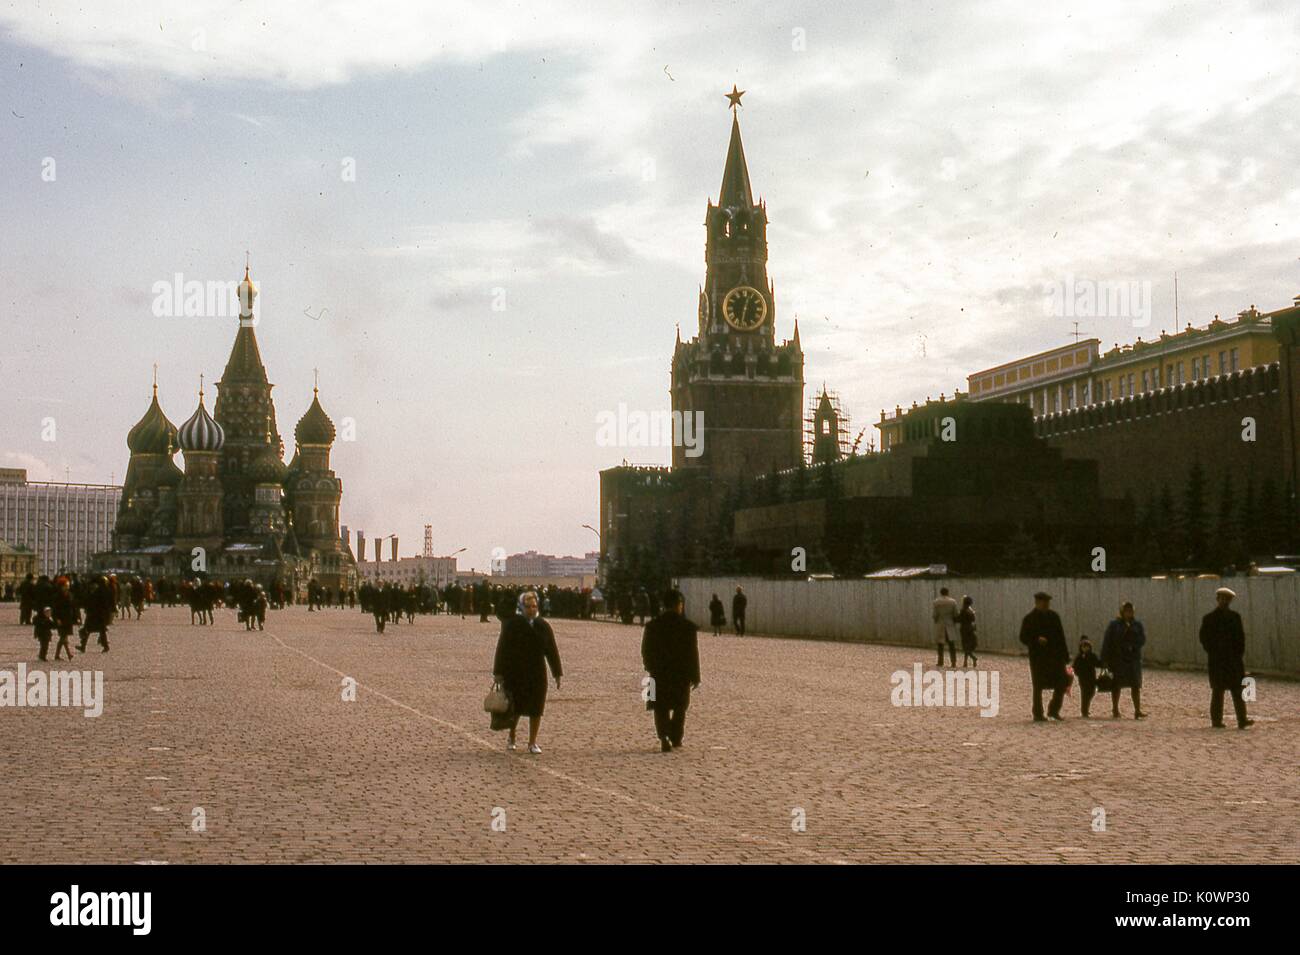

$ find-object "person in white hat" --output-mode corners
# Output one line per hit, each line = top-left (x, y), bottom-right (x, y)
(1198, 587), (1252, 729)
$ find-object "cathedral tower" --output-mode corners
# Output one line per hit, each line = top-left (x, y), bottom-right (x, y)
(289, 385), (344, 553)
(116, 378), (180, 549)
(213, 265), (283, 536)
(671, 89), (804, 480)
(175, 385), (226, 551)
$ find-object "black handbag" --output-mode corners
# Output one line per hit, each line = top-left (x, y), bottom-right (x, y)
(1096, 670), (1115, 692)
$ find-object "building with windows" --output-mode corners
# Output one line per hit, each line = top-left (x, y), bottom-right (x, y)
(0, 468), (121, 576)
(963, 306), (1281, 419)
(357, 554), (458, 587)
(501, 550), (599, 578)
(0, 539), (39, 590)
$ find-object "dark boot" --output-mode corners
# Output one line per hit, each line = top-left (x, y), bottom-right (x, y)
(1132, 689), (1146, 719)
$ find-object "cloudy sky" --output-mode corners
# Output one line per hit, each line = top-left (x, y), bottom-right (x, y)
(2, 0), (1299, 568)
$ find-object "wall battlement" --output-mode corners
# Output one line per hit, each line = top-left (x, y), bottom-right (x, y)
(1035, 363), (1280, 438)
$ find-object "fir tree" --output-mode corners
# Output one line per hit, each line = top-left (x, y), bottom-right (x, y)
(1181, 462), (1208, 566)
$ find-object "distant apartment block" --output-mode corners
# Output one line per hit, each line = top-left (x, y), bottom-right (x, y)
(357, 554), (459, 587)
(0, 468), (121, 577)
(500, 550), (599, 578)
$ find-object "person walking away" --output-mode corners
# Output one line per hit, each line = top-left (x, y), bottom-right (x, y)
(932, 587), (959, 667)
(492, 591), (562, 754)
(1199, 587), (1253, 729)
(1073, 637), (1101, 717)
(641, 588), (701, 752)
(373, 582), (388, 633)
(254, 585), (268, 630)
(732, 586), (747, 636)
(18, 573), (35, 625)
(708, 593), (725, 637)
(1100, 601), (1147, 719)
(34, 607), (54, 661)
(1019, 591), (1069, 721)
(53, 583), (77, 660)
(78, 576), (114, 653)
(958, 595), (978, 667)
(131, 576), (146, 618)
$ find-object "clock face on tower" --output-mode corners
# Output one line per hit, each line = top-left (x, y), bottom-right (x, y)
(722, 285), (768, 331)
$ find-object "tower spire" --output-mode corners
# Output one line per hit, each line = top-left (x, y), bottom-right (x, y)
(718, 101), (754, 209)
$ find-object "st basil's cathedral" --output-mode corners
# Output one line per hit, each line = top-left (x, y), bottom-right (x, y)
(95, 266), (357, 595)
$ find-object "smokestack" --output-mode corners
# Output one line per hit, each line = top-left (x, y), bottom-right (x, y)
(357, 531), (366, 563)
(341, 524), (349, 548)
(391, 536), (399, 561)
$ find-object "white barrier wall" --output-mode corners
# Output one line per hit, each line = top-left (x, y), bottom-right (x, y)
(678, 576), (1300, 675)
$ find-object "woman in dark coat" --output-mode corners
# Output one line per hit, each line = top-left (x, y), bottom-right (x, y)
(708, 594), (725, 636)
(958, 595), (977, 667)
(1100, 601), (1147, 719)
(492, 591), (562, 754)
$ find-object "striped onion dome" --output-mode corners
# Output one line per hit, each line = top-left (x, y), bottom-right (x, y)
(178, 393), (225, 452)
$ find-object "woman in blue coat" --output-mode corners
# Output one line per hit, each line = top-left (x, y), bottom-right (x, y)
(1100, 601), (1147, 719)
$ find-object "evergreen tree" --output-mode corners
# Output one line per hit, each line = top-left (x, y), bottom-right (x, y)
(1240, 477), (1259, 560)
(1181, 462), (1208, 566)
(1002, 524), (1044, 575)
(790, 454), (809, 501)
(1156, 484), (1178, 569)
(1258, 477), (1281, 557)
(853, 520), (882, 575)
(1213, 473), (1245, 570)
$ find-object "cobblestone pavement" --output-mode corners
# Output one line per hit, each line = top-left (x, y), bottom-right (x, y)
(1, 606), (1295, 864)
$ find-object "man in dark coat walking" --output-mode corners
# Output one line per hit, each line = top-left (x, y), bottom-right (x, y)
(641, 588), (701, 752)
(731, 585), (747, 636)
(1199, 587), (1253, 729)
(1019, 591), (1069, 721)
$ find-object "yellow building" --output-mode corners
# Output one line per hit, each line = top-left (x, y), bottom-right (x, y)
(966, 304), (1283, 418)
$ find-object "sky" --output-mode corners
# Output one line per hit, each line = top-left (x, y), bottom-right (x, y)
(2, 0), (1299, 570)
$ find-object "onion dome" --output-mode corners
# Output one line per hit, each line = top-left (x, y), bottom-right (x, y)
(178, 389), (225, 452)
(237, 263), (258, 322)
(116, 504), (147, 538)
(126, 384), (178, 455)
(156, 454), (184, 488)
(294, 388), (336, 445)
(249, 442), (288, 484)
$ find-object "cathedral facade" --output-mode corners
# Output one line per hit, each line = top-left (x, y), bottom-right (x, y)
(96, 267), (356, 594)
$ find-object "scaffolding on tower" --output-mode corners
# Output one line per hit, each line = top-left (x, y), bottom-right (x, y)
(804, 389), (855, 462)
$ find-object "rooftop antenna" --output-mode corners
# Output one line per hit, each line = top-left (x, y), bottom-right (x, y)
(1174, 271), (1180, 334)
